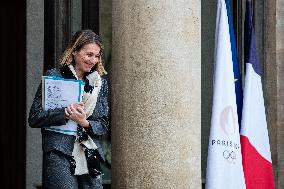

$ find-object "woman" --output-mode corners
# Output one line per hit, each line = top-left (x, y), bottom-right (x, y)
(28, 30), (109, 189)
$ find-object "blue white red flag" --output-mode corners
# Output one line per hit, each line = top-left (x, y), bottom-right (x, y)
(240, 1), (275, 188)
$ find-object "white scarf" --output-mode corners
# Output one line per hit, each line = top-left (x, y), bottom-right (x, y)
(69, 65), (103, 176)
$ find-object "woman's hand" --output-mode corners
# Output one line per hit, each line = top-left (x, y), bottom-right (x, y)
(65, 103), (90, 128)
(65, 102), (83, 117)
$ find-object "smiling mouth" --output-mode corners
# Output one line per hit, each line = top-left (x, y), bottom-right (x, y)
(85, 62), (94, 67)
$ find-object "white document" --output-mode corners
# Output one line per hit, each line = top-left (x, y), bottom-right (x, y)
(42, 76), (85, 135)
(43, 76), (85, 110)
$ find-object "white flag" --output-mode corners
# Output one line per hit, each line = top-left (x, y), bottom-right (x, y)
(205, 0), (246, 188)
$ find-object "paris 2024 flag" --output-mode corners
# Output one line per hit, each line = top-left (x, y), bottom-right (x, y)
(205, 0), (246, 188)
(240, 0), (275, 188)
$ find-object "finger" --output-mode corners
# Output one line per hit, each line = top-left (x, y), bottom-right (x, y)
(76, 105), (84, 111)
(70, 105), (76, 112)
(67, 106), (73, 114)
(77, 102), (84, 106)
(76, 107), (85, 114)
(65, 108), (70, 117)
(74, 102), (84, 109)
(70, 103), (75, 109)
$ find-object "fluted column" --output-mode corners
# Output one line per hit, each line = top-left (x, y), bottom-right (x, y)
(265, 0), (284, 188)
(111, 0), (201, 188)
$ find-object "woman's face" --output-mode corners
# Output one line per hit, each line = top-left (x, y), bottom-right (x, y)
(73, 42), (101, 73)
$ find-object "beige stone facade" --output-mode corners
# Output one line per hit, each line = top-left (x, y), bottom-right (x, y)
(26, 0), (284, 188)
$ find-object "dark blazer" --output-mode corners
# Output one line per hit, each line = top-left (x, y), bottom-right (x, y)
(28, 66), (110, 160)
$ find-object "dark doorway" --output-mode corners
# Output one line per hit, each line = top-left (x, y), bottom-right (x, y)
(43, 0), (111, 188)
(0, 1), (26, 189)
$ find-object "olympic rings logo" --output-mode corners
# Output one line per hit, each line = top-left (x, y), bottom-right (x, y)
(223, 150), (236, 163)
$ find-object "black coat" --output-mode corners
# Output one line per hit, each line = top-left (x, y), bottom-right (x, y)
(28, 66), (110, 160)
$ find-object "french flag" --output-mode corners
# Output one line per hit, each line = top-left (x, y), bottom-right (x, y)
(240, 0), (275, 188)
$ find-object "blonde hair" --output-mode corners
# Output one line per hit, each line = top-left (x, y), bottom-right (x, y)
(59, 30), (107, 76)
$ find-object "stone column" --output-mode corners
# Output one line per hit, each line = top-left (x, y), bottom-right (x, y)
(111, 0), (201, 188)
(265, 0), (284, 188)
(26, 0), (44, 189)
